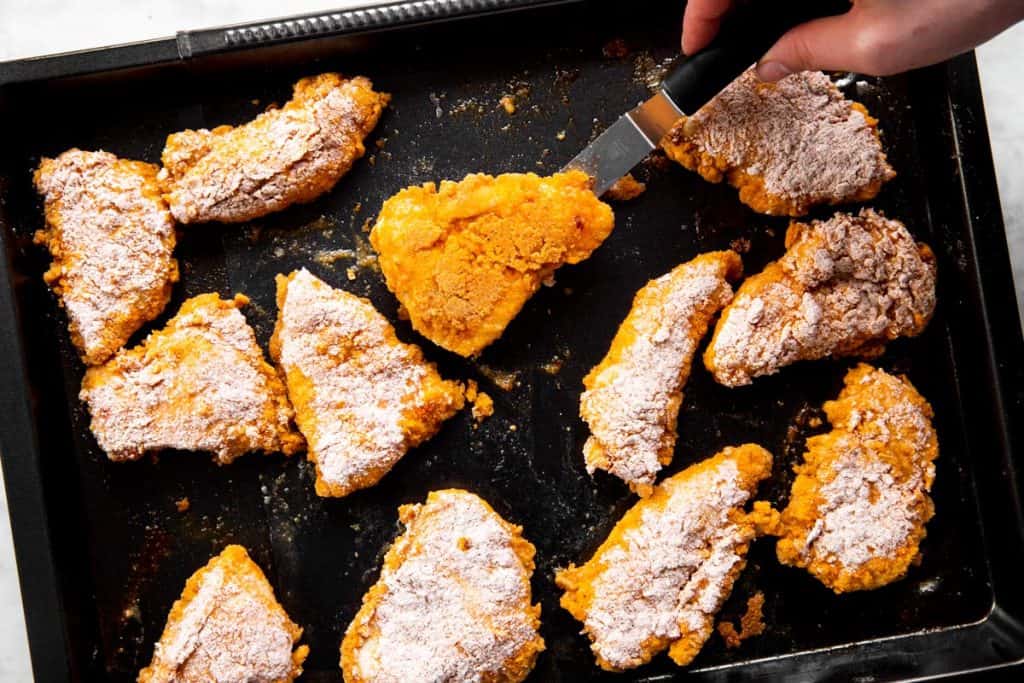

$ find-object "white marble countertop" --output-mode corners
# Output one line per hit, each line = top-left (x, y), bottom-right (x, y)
(0, 2), (1021, 680)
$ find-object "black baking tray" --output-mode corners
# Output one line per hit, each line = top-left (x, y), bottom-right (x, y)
(2, 0), (1024, 680)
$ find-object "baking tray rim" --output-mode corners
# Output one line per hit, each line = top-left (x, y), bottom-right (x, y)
(1, 0), (1024, 679)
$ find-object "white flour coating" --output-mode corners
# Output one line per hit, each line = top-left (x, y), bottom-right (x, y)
(80, 295), (296, 463)
(809, 442), (928, 568)
(799, 369), (936, 571)
(159, 74), (385, 223)
(667, 68), (894, 211)
(144, 563), (298, 683)
(580, 257), (736, 488)
(583, 459), (753, 669)
(707, 209), (936, 386)
(34, 149), (177, 365)
(276, 269), (458, 494)
(346, 490), (542, 682)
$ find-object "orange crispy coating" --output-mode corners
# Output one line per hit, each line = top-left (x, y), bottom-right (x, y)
(604, 173), (646, 201)
(774, 364), (938, 593)
(139, 545), (308, 683)
(160, 73), (389, 224)
(704, 209), (936, 387)
(80, 293), (302, 464)
(661, 69), (894, 216)
(341, 489), (544, 682)
(580, 251), (742, 493)
(557, 445), (773, 671)
(717, 591), (766, 648)
(370, 171), (615, 357)
(33, 149), (179, 365)
(270, 269), (463, 497)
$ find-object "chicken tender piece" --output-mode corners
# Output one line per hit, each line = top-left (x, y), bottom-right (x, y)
(159, 73), (388, 224)
(661, 69), (895, 216)
(271, 269), (464, 497)
(33, 149), (178, 365)
(139, 545), (308, 683)
(370, 171), (615, 357)
(81, 293), (302, 463)
(705, 209), (936, 387)
(580, 251), (741, 493)
(557, 444), (773, 671)
(774, 364), (938, 593)
(341, 489), (544, 683)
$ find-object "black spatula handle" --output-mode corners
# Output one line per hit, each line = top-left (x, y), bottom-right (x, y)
(663, 0), (852, 114)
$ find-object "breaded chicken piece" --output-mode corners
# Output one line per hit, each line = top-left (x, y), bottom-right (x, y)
(580, 251), (741, 493)
(139, 545), (308, 683)
(33, 149), (179, 365)
(705, 209), (936, 387)
(557, 444), (773, 671)
(270, 269), (464, 497)
(773, 364), (937, 593)
(661, 69), (895, 216)
(370, 171), (615, 357)
(159, 73), (389, 224)
(341, 489), (544, 683)
(80, 293), (303, 464)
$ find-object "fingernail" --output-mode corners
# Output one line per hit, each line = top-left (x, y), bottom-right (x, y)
(756, 61), (792, 82)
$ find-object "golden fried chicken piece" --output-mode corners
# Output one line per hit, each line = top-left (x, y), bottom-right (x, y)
(33, 149), (179, 365)
(80, 293), (302, 464)
(661, 68), (895, 216)
(138, 545), (308, 683)
(705, 209), (936, 387)
(580, 251), (741, 493)
(557, 444), (773, 671)
(159, 73), (388, 224)
(773, 364), (937, 593)
(270, 269), (464, 497)
(370, 171), (615, 357)
(341, 489), (544, 683)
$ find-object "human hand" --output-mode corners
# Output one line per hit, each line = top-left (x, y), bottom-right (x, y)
(682, 0), (1024, 81)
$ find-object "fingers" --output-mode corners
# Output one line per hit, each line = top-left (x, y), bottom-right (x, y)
(681, 0), (733, 54)
(756, 12), (871, 81)
(756, 0), (1024, 81)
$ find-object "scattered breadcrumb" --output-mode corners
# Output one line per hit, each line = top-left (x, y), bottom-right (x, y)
(729, 237), (752, 254)
(602, 38), (630, 58)
(541, 358), (564, 375)
(477, 365), (520, 392)
(604, 174), (646, 201)
(464, 380), (495, 423)
(717, 591), (766, 648)
(500, 96), (517, 115)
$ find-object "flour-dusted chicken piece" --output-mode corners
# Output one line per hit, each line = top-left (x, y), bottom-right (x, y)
(159, 73), (388, 224)
(705, 209), (936, 387)
(33, 149), (178, 365)
(341, 489), (545, 682)
(774, 364), (938, 593)
(370, 170), (615, 357)
(557, 445), (773, 671)
(580, 251), (741, 493)
(661, 68), (895, 216)
(271, 269), (464, 497)
(81, 293), (302, 463)
(138, 545), (308, 683)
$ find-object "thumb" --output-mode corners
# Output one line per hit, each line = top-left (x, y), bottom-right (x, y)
(755, 12), (881, 81)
